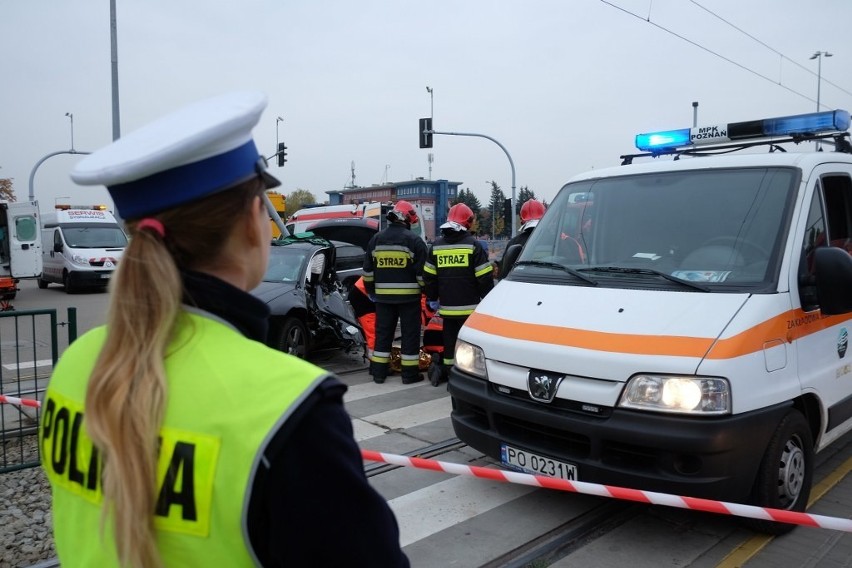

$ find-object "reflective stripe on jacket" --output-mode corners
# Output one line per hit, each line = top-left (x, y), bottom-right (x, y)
(363, 223), (427, 304)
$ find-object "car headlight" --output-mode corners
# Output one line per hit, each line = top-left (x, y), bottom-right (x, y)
(619, 374), (730, 415)
(70, 254), (90, 266)
(454, 340), (487, 379)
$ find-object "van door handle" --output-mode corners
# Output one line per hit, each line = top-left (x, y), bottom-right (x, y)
(21, 244), (28, 250)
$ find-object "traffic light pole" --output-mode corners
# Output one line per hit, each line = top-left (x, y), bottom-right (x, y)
(426, 128), (517, 236)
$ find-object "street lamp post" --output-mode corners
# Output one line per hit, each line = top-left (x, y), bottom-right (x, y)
(65, 113), (75, 151)
(426, 86), (433, 119)
(275, 116), (283, 147)
(810, 51), (833, 112)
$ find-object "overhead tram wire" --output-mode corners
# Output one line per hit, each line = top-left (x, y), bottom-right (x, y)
(689, 0), (852, 100)
(597, 0), (850, 109)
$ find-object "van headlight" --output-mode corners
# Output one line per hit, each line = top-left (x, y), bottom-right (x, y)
(70, 254), (90, 266)
(454, 340), (487, 379)
(618, 374), (730, 415)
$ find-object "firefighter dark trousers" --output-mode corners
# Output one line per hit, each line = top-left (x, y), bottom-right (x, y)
(441, 317), (467, 379)
(372, 301), (422, 381)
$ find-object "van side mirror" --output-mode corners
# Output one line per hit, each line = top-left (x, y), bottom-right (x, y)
(814, 247), (852, 315)
(53, 242), (63, 253)
(500, 244), (523, 279)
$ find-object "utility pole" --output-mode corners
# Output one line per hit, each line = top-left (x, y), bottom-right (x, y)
(110, 0), (120, 141)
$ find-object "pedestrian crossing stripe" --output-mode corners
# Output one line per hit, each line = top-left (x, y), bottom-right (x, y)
(2, 359), (52, 371)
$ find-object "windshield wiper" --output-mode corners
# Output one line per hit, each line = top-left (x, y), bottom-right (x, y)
(581, 266), (710, 292)
(514, 260), (598, 285)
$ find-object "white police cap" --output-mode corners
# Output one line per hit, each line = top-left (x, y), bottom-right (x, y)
(70, 91), (280, 219)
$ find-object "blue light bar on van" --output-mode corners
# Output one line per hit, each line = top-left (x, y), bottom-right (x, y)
(635, 109), (851, 152)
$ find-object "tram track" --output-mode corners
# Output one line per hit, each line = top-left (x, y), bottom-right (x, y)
(365, 436), (467, 477)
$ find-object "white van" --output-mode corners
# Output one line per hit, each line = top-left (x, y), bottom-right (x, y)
(449, 109), (852, 534)
(39, 208), (128, 293)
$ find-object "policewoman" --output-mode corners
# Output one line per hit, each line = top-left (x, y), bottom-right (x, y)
(423, 203), (494, 385)
(39, 92), (409, 568)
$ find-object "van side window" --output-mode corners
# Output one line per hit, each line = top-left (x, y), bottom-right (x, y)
(799, 175), (852, 310)
(823, 174), (852, 252)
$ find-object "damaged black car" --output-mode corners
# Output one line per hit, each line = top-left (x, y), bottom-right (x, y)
(252, 233), (365, 359)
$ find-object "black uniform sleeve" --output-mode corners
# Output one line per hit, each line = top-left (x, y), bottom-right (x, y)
(363, 234), (378, 295)
(474, 241), (495, 298)
(248, 377), (409, 567)
(423, 243), (438, 301)
(411, 232), (428, 289)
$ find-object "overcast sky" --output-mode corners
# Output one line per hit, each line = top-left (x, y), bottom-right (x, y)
(2, 0), (851, 213)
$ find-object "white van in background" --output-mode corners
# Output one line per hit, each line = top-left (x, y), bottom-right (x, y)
(0, 200), (43, 301)
(39, 207), (128, 293)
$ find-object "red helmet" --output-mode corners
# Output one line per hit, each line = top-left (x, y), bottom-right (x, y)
(387, 200), (418, 226)
(520, 199), (546, 223)
(442, 203), (474, 231)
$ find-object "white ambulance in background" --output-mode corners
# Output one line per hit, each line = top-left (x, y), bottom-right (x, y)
(450, 109), (852, 535)
(0, 200), (43, 300)
(39, 206), (128, 293)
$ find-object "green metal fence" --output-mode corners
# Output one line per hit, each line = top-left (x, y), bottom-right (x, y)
(0, 307), (77, 473)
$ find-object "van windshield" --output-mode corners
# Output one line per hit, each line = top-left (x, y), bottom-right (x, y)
(515, 167), (798, 291)
(62, 225), (128, 248)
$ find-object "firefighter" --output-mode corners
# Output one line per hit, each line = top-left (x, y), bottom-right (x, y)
(362, 200), (427, 384)
(500, 198), (546, 278)
(423, 203), (494, 386)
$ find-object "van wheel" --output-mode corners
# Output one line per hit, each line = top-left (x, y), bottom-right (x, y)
(276, 317), (308, 359)
(742, 409), (813, 535)
(63, 273), (76, 294)
(37, 278), (48, 289)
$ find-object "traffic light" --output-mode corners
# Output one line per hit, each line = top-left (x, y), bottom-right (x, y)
(419, 117), (433, 148)
(277, 142), (288, 167)
(503, 198), (512, 227)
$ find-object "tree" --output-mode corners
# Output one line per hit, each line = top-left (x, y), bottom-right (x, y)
(516, 186), (536, 214)
(285, 189), (316, 216)
(483, 180), (508, 239)
(455, 187), (482, 215)
(0, 179), (15, 202)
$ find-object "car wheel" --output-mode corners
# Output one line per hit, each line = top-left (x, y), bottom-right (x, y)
(37, 277), (48, 289)
(276, 317), (309, 359)
(742, 409), (813, 535)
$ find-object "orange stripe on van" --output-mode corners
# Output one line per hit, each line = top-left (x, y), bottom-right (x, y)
(465, 309), (849, 360)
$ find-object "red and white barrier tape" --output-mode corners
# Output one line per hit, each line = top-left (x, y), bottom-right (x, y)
(0, 395), (41, 408)
(361, 449), (852, 532)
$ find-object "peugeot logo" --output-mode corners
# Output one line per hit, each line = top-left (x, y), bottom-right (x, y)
(528, 371), (565, 403)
